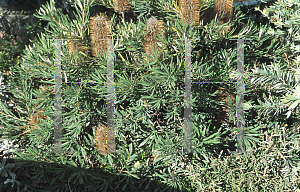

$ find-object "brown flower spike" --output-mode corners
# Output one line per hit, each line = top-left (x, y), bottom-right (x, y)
(113, 0), (131, 20)
(215, 87), (236, 125)
(94, 121), (108, 155)
(89, 13), (112, 58)
(113, 0), (131, 13)
(178, 0), (201, 26)
(143, 17), (165, 60)
(67, 40), (89, 64)
(200, 0), (233, 34)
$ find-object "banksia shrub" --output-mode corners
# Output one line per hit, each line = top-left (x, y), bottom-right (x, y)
(190, 0), (233, 78)
(178, 0), (201, 26)
(89, 13), (112, 58)
(143, 17), (165, 60)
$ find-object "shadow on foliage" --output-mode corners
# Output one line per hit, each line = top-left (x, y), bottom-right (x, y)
(1, 155), (189, 192)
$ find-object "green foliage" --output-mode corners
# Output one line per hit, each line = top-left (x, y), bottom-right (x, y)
(252, 0), (300, 121)
(0, 10), (47, 77)
(1, 0), (300, 191)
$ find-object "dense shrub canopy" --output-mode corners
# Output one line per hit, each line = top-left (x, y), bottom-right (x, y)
(0, 0), (300, 191)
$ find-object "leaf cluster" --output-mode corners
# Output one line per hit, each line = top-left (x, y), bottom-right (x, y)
(1, 0), (300, 191)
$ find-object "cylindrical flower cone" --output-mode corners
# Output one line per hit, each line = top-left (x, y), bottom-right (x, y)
(89, 13), (112, 58)
(94, 122), (108, 155)
(143, 17), (165, 61)
(178, 0), (201, 26)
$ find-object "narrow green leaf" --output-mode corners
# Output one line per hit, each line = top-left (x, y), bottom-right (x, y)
(67, 159), (77, 167)
(107, 154), (113, 167)
(289, 100), (299, 110)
